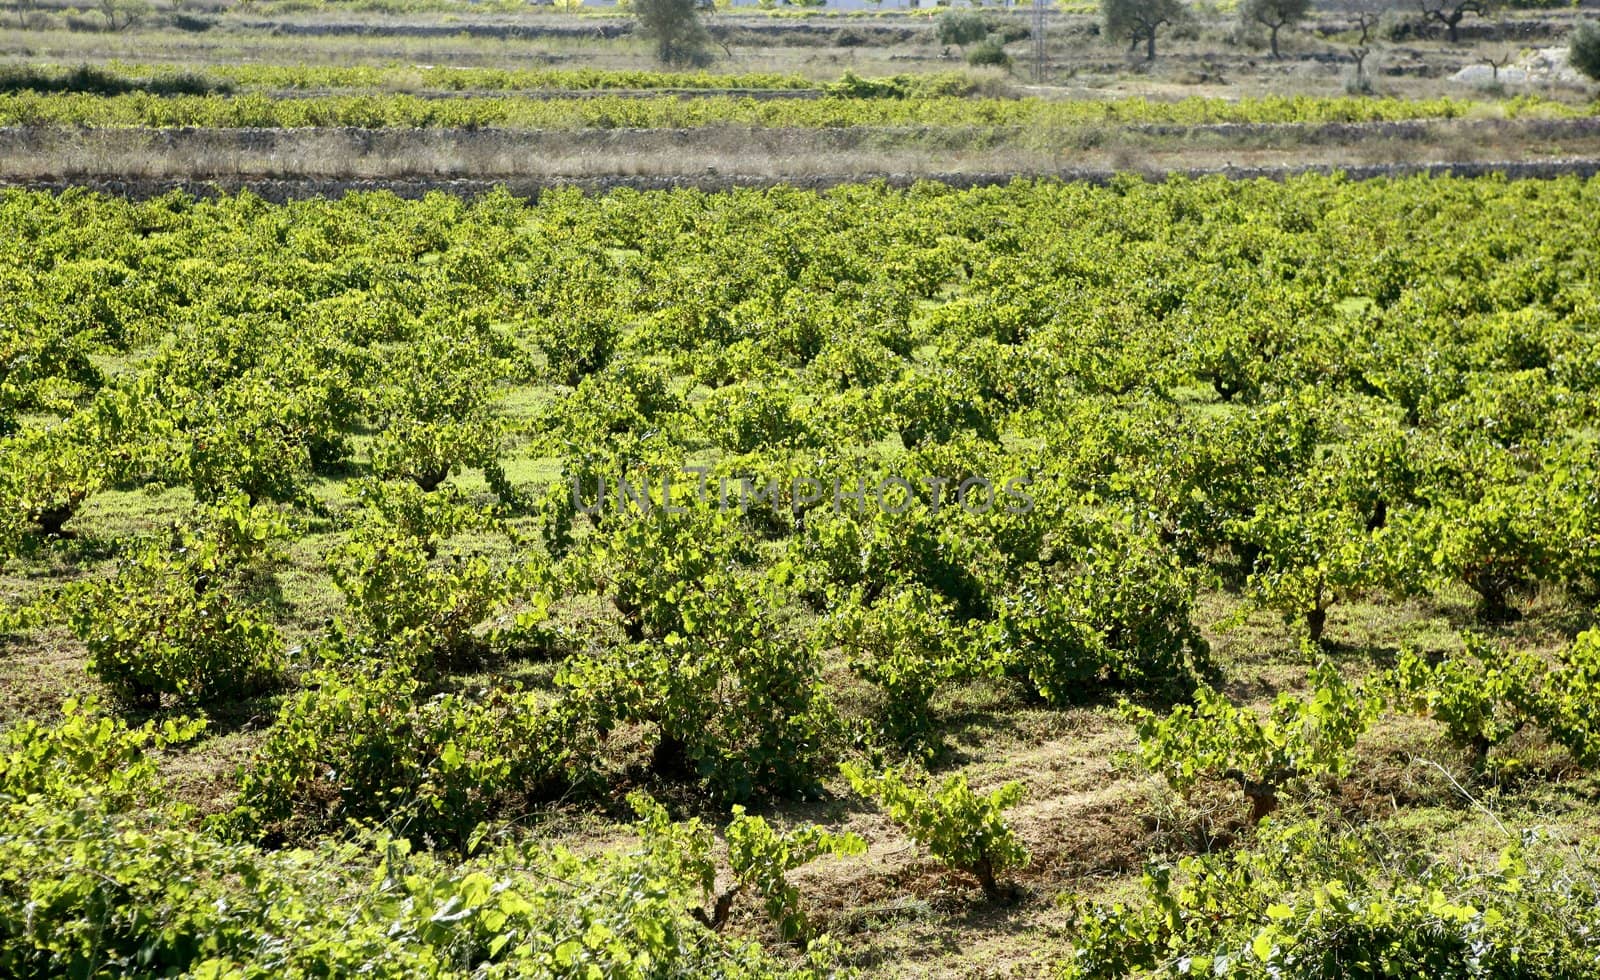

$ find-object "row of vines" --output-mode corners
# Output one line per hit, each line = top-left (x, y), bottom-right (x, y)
(0, 61), (824, 95)
(0, 88), (1590, 129)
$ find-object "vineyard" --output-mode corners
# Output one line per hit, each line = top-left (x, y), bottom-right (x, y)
(3, 172), (1600, 976)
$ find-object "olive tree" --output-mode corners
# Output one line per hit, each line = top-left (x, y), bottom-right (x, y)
(97, 0), (148, 31)
(1571, 20), (1600, 82)
(1352, 0), (1383, 44)
(1240, 0), (1310, 59)
(634, 0), (714, 68)
(1418, 0), (1486, 43)
(1103, 0), (1186, 61)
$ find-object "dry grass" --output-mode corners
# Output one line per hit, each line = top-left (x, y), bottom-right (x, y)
(2, 116), (1598, 185)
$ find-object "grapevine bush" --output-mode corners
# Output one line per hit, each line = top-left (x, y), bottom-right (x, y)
(843, 763), (1029, 901)
(1124, 662), (1382, 824)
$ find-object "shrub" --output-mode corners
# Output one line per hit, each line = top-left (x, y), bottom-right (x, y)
(1378, 7), (1415, 41)
(886, 368), (1001, 449)
(1228, 472), (1395, 643)
(169, 12), (215, 31)
(722, 807), (864, 945)
(1522, 630), (1600, 768)
(988, 17), (1031, 43)
(966, 40), (1012, 69)
(0, 314), (101, 425)
(1380, 631), (1600, 774)
(824, 70), (914, 99)
(698, 380), (820, 454)
(346, 478), (491, 545)
(369, 328), (508, 491)
(369, 415), (501, 492)
(842, 763), (1028, 900)
(186, 396), (318, 505)
(1399, 471), (1555, 623)
(794, 506), (994, 620)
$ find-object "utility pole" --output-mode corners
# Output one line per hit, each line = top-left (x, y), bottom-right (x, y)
(1032, 0), (1047, 82)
